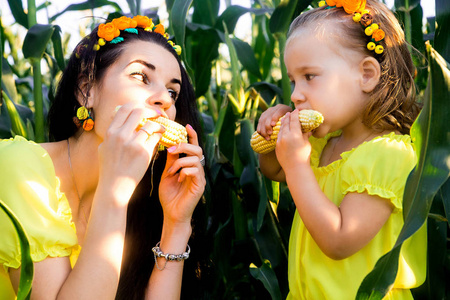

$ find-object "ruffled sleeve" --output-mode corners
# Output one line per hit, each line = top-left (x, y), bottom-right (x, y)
(0, 136), (78, 270)
(340, 133), (417, 211)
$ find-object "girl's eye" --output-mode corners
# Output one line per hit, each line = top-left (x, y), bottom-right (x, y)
(305, 74), (316, 81)
(130, 71), (149, 84)
(168, 89), (178, 101)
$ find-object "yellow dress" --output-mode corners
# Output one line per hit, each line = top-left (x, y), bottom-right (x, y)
(0, 136), (79, 299)
(287, 131), (427, 300)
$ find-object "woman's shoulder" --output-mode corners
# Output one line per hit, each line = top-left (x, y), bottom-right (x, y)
(0, 135), (50, 168)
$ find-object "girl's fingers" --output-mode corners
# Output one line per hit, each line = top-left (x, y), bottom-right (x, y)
(166, 155), (202, 175)
(185, 124), (199, 146)
(136, 121), (166, 144)
(177, 166), (205, 183)
(110, 103), (161, 132)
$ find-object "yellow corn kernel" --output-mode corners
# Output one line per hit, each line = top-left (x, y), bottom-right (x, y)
(145, 116), (188, 148)
(250, 109), (323, 154)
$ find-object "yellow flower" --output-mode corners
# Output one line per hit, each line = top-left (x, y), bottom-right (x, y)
(370, 23), (379, 31)
(367, 42), (376, 51)
(365, 26), (374, 36)
(93, 44), (100, 51)
(319, 0), (326, 7)
(173, 45), (182, 55)
(353, 13), (361, 22)
(77, 107), (89, 120)
(97, 23), (120, 41)
(375, 45), (384, 54)
(98, 38), (106, 46)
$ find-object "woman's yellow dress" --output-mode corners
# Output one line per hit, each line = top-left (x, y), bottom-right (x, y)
(0, 136), (79, 299)
(287, 131), (427, 300)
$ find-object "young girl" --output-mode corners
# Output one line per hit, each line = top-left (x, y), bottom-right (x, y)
(0, 16), (207, 299)
(257, 0), (426, 298)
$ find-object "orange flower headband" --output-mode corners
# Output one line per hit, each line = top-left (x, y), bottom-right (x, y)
(94, 15), (182, 55)
(319, 0), (385, 54)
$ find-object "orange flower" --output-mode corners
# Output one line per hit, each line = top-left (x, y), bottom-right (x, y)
(326, 0), (342, 7)
(154, 24), (165, 36)
(83, 119), (94, 131)
(112, 16), (137, 30)
(133, 15), (153, 28)
(342, 0), (366, 14)
(97, 22), (120, 41)
(372, 28), (385, 42)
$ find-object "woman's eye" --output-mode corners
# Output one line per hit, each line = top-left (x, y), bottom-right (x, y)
(130, 71), (149, 83)
(305, 74), (316, 81)
(168, 89), (178, 101)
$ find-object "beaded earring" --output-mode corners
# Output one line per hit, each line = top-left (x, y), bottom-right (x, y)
(75, 106), (95, 131)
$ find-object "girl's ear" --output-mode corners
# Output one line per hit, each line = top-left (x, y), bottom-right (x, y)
(359, 57), (381, 93)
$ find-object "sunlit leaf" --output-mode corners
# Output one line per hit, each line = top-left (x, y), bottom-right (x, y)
(249, 260), (282, 300)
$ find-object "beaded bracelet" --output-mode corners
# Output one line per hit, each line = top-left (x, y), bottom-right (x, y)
(152, 242), (190, 271)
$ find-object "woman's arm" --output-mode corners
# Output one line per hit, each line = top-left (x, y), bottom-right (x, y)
(146, 124), (205, 300)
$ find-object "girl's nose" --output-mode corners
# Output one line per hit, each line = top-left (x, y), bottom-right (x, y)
(291, 85), (306, 104)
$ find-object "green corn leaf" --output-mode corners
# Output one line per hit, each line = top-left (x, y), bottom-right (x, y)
(435, 0), (450, 62)
(231, 38), (262, 79)
(7, 0), (29, 29)
(49, 1), (122, 22)
(223, 23), (243, 114)
(356, 43), (450, 300)
(0, 200), (33, 300)
(249, 260), (282, 300)
(171, 0), (193, 76)
(2, 90), (27, 138)
(22, 24), (54, 60)
(51, 25), (65, 71)
(192, 0), (220, 26)
(215, 6), (271, 33)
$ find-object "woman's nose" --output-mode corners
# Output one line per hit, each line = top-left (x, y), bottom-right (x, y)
(146, 86), (172, 109)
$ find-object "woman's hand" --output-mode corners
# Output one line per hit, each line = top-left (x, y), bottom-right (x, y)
(158, 124), (206, 225)
(257, 104), (292, 140)
(276, 109), (312, 171)
(97, 102), (165, 204)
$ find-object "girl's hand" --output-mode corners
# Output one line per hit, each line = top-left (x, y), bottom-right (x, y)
(257, 104), (292, 140)
(159, 124), (206, 225)
(97, 102), (165, 203)
(276, 109), (312, 170)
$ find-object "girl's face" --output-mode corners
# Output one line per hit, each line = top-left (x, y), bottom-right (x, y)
(90, 40), (181, 138)
(284, 28), (369, 137)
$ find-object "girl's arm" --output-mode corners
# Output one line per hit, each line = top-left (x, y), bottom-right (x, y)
(277, 110), (393, 260)
(146, 124), (205, 300)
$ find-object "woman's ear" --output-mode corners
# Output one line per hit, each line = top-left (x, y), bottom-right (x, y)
(359, 57), (381, 93)
(77, 76), (95, 108)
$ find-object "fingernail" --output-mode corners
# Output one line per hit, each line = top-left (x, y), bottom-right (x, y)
(155, 109), (162, 115)
(187, 124), (193, 130)
(167, 146), (176, 153)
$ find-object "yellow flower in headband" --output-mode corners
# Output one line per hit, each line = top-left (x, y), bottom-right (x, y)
(98, 22), (120, 41)
(341, 0), (366, 14)
(133, 15), (153, 28)
(112, 16), (137, 30)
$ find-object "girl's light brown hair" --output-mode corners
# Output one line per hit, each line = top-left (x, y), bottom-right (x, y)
(287, 0), (421, 135)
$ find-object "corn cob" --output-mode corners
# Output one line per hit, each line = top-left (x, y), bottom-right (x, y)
(115, 106), (187, 148)
(146, 116), (188, 148)
(250, 109), (324, 154)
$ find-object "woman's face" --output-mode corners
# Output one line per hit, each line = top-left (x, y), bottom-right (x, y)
(90, 40), (182, 139)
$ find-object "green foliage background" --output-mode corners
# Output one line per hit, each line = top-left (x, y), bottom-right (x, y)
(0, 0), (448, 299)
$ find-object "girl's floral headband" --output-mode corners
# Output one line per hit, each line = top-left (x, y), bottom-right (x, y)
(319, 0), (385, 54)
(94, 15), (182, 55)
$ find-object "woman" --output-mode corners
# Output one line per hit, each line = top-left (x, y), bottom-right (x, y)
(0, 15), (206, 299)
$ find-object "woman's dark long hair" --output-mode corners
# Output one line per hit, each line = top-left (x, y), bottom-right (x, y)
(48, 19), (211, 299)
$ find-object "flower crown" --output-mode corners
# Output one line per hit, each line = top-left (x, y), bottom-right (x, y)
(319, 0), (385, 55)
(93, 15), (182, 55)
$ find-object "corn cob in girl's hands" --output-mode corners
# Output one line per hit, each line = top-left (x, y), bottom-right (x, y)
(250, 109), (324, 154)
(115, 106), (188, 148)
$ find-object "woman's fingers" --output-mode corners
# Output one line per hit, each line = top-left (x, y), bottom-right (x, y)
(166, 155), (203, 175)
(136, 121), (166, 144)
(109, 102), (161, 132)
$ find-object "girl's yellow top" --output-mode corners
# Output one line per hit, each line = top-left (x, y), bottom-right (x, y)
(0, 136), (79, 299)
(287, 131), (427, 300)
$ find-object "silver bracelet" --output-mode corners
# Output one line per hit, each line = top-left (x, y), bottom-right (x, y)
(152, 242), (190, 271)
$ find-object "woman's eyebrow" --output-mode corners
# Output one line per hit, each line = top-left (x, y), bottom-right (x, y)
(127, 59), (155, 70)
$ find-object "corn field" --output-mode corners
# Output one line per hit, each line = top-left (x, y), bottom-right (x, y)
(0, 0), (449, 299)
